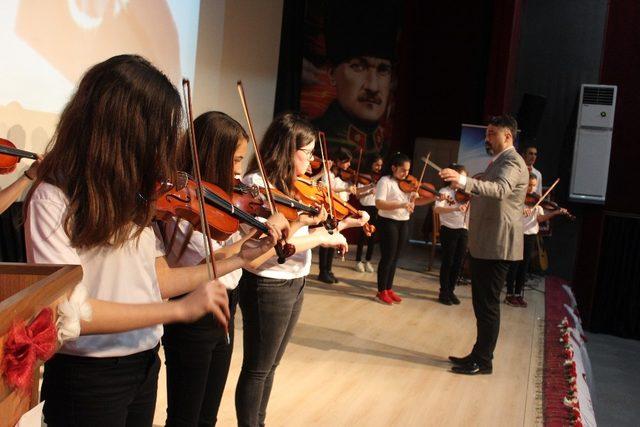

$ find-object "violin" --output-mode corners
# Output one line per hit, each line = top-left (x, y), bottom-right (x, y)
(232, 179), (271, 218)
(337, 167), (380, 187)
(0, 138), (39, 174)
(525, 192), (575, 221)
(398, 175), (440, 203)
(294, 177), (375, 236)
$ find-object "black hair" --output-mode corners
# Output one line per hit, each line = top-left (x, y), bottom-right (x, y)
(488, 114), (518, 139)
(382, 152), (410, 176)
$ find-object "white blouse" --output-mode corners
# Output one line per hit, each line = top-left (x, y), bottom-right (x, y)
(25, 183), (164, 358)
(241, 172), (311, 279)
(376, 176), (412, 221)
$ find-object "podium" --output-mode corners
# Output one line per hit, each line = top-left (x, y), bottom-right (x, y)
(0, 263), (82, 427)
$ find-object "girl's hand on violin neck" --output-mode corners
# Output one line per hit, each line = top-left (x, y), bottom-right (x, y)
(349, 185), (357, 195)
(266, 212), (290, 240)
(24, 154), (43, 180)
(319, 229), (348, 252)
(177, 279), (230, 326)
(524, 207), (534, 217)
(300, 205), (328, 226)
(337, 210), (370, 232)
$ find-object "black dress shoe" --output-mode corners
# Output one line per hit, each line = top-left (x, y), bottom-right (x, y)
(329, 272), (339, 283)
(448, 354), (475, 366)
(451, 361), (492, 375)
(317, 272), (333, 284)
(449, 292), (461, 305)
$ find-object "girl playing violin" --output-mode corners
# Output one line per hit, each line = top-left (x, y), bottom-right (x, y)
(504, 173), (568, 307)
(236, 112), (354, 427)
(433, 163), (469, 305)
(375, 152), (432, 305)
(317, 147), (357, 283)
(24, 55), (284, 426)
(355, 152), (383, 273)
(161, 111), (290, 426)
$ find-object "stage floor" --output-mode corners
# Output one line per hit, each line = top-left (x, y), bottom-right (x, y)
(153, 246), (545, 426)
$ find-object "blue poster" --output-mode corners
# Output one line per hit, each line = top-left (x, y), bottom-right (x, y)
(457, 124), (490, 177)
(457, 123), (520, 177)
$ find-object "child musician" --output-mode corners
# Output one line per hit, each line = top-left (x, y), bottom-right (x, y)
(236, 112), (362, 427)
(24, 55), (284, 426)
(161, 111), (290, 426)
(505, 173), (568, 307)
(318, 147), (356, 283)
(375, 152), (431, 305)
(433, 163), (469, 305)
(355, 152), (383, 273)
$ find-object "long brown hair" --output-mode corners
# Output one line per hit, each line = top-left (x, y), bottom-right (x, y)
(246, 112), (316, 196)
(26, 54), (183, 249)
(190, 111), (248, 195)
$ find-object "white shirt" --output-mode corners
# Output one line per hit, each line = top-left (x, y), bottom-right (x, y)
(25, 183), (164, 358)
(322, 170), (351, 202)
(531, 166), (543, 194)
(523, 205), (544, 235)
(435, 187), (469, 230)
(242, 172), (311, 279)
(163, 219), (243, 290)
(376, 176), (412, 221)
(358, 181), (376, 207)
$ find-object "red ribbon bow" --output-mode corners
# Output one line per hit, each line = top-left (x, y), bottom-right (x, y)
(1, 308), (57, 393)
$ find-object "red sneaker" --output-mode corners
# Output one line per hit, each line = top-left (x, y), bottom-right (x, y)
(387, 289), (402, 303)
(376, 290), (393, 305)
(516, 296), (528, 308)
(504, 295), (518, 306)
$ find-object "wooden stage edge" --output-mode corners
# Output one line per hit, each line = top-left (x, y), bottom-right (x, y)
(152, 248), (545, 427)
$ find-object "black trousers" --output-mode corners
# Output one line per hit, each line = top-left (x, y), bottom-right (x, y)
(41, 346), (160, 427)
(376, 217), (409, 292)
(163, 288), (239, 427)
(235, 270), (304, 427)
(506, 234), (536, 295)
(318, 247), (335, 275)
(469, 257), (511, 365)
(356, 205), (378, 262)
(438, 226), (468, 294)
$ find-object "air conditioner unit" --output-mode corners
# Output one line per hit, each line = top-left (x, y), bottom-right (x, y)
(569, 84), (617, 204)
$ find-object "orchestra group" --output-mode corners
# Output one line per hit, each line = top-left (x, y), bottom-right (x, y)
(0, 55), (571, 426)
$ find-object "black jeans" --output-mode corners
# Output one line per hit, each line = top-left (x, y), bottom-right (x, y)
(235, 270), (305, 427)
(318, 247), (335, 275)
(376, 217), (409, 292)
(438, 226), (468, 294)
(506, 234), (536, 296)
(163, 288), (239, 427)
(41, 346), (160, 427)
(469, 257), (511, 366)
(356, 205), (378, 262)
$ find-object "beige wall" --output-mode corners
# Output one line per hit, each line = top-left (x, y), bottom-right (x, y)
(193, 0), (284, 156)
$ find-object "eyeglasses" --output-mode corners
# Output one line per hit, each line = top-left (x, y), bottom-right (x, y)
(298, 148), (314, 160)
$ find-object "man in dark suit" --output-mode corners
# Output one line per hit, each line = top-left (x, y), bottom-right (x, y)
(439, 115), (529, 375)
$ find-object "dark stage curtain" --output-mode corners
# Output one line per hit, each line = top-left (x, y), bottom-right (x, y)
(0, 202), (26, 262)
(273, 0), (306, 115)
(590, 213), (640, 339)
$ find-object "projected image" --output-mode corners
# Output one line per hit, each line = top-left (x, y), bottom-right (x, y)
(0, 0), (200, 185)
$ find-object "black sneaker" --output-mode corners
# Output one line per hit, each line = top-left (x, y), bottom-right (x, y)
(438, 293), (452, 305)
(317, 272), (333, 284)
(449, 293), (461, 305)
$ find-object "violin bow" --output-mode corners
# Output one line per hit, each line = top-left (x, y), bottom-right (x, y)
(236, 81), (293, 264)
(182, 79), (218, 280)
(182, 79), (229, 343)
(412, 152), (430, 201)
(318, 131), (336, 228)
(532, 178), (560, 210)
(354, 147), (363, 185)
